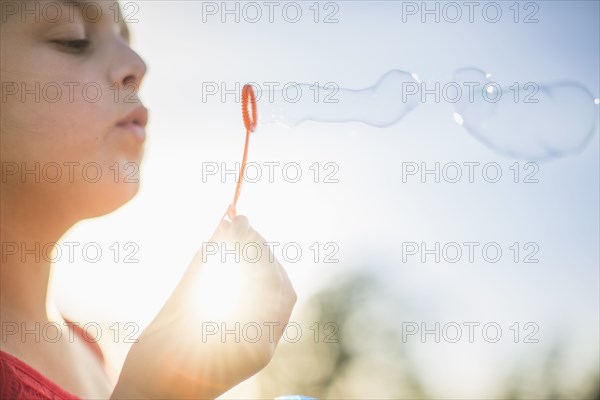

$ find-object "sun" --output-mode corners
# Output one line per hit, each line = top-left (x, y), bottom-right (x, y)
(190, 248), (247, 321)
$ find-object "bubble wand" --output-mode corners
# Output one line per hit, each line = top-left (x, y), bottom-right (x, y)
(222, 84), (257, 221)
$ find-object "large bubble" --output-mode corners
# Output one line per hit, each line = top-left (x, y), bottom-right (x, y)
(257, 70), (421, 128)
(452, 67), (598, 160)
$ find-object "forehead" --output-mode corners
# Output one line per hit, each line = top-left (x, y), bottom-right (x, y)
(1, 0), (130, 42)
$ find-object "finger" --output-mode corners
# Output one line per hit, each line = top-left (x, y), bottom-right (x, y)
(273, 263), (297, 342)
(241, 244), (284, 313)
(277, 262), (297, 314)
(211, 218), (231, 242)
(245, 238), (282, 288)
(231, 214), (250, 239)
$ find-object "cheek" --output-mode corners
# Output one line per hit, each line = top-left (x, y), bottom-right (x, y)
(2, 84), (101, 155)
(2, 78), (131, 165)
(1, 81), (142, 217)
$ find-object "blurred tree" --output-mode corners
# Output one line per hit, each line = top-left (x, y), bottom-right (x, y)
(256, 270), (426, 399)
(255, 269), (599, 399)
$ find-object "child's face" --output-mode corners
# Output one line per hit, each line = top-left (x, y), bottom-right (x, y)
(1, 1), (147, 220)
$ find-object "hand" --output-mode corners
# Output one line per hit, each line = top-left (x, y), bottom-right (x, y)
(111, 216), (297, 399)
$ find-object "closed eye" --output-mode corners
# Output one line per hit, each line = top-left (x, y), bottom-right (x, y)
(52, 39), (91, 53)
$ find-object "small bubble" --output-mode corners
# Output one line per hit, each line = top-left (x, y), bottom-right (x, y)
(485, 73), (492, 79)
(452, 112), (464, 126)
(594, 98), (599, 105)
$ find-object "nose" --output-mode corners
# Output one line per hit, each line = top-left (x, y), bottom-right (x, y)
(110, 42), (147, 91)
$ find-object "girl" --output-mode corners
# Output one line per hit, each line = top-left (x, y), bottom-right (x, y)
(0, 1), (297, 398)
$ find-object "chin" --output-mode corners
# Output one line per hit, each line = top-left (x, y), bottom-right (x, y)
(69, 180), (142, 220)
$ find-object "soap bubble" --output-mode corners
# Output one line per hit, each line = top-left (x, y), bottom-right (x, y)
(452, 67), (598, 160)
(257, 70), (420, 128)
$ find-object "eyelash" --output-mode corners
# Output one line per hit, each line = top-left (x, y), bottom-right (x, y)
(53, 39), (91, 53)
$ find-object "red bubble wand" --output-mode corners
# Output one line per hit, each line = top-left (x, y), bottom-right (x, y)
(222, 84), (257, 221)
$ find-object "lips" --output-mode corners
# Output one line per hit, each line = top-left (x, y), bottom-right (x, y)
(117, 105), (148, 140)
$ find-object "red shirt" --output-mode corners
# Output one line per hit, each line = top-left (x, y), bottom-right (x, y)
(0, 320), (106, 400)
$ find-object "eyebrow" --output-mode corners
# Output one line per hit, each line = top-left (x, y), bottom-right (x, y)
(70, 0), (131, 43)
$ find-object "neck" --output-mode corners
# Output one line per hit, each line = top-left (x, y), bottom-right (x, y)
(0, 185), (75, 325)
